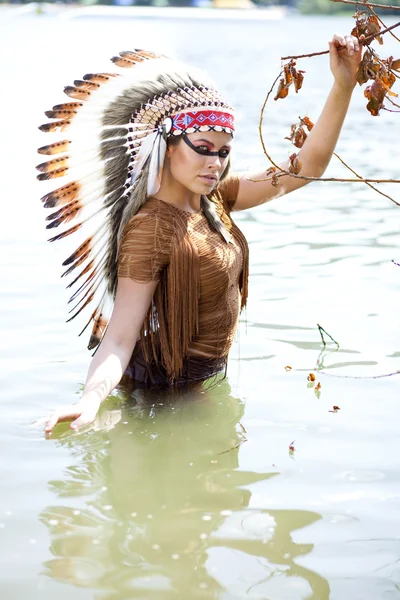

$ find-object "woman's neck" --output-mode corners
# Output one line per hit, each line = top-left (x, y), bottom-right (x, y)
(153, 174), (201, 214)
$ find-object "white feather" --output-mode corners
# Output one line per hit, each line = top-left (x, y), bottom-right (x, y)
(147, 133), (167, 196)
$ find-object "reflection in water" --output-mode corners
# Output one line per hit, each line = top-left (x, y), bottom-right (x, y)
(41, 381), (330, 599)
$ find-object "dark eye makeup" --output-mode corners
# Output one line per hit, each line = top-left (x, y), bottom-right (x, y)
(183, 135), (231, 159)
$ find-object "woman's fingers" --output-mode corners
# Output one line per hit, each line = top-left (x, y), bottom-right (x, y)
(44, 405), (85, 434)
(44, 401), (100, 434)
(332, 33), (360, 55)
(44, 414), (60, 434)
(70, 412), (96, 431)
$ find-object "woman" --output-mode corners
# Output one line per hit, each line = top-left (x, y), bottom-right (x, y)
(42, 34), (361, 433)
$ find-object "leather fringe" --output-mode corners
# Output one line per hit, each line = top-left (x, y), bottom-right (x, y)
(138, 194), (248, 383)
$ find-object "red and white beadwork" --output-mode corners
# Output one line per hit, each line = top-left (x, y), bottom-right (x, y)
(171, 110), (235, 134)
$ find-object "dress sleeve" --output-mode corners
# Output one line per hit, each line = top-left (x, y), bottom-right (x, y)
(117, 209), (173, 283)
(216, 173), (241, 212)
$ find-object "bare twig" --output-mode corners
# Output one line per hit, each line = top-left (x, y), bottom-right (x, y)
(281, 21), (400, 61)
(257, 82), (400, 199)
(258, 71), (287, 176)
(281, 49), (330, 61)
(314, 347), (400, 380)
(333, 151), (399, 205)
(317, 324), (340, 348)
(318, 369), (400, 379)
(249, 171), (400, 188)
(387, 95), (400, 110)
(330, 0), (400, 10)
(239, 421), (247, 434)
(218, 439), (247, 455)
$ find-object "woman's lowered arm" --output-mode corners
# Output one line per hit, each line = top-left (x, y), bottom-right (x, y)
(45, 277), (158, 434)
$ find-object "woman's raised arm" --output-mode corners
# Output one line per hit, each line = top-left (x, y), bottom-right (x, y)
(45, 277), (158, 434)
(233, 33), (362, 211)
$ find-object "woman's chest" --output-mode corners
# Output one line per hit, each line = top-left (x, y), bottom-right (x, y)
(188, 216), (243, 287)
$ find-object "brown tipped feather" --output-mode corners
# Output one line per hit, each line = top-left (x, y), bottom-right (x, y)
(41, 182), (80, 208)
(66, 259), (95, 288)
(68, 270), (98, 304)
(88, 314), (108, 349)
(64, 86), (91, 101)
(53, 102), (83, 111)
(62, 250), (91, 278)
(138, 49), (163, 59)
(77, 298), (107, 339)
(48, 222), (81, 242)
(66, 292), (95, 322)
(111, 56), (136, 68)
(73, 79), (100, 91)
(45, 109), (78, 119)
(120, 49), (161, 61)
(37, 167), (68, 181)
(62, 236), (92, 266)
(36, 155), (69, 173)
(38, 140), (71, 156)
(39, 120), (71, 133)
(83, 72), (118, 83)
(46, 199), (82, 229)
(118, 51), (144, 63)
(78, 306), (97, 337)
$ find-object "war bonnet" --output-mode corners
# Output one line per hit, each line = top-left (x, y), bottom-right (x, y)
(37, 49), (235, 351)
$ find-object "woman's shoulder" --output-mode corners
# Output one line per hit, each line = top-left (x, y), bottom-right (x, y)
(118, 198), (175, 280)
(212, 173), (241, 212)
(122, 197), (176, 240)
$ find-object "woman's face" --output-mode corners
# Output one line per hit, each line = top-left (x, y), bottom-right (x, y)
(166, 130), (233, 194)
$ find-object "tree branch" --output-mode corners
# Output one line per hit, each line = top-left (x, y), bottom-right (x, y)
(281, 21), (400, 61)
(331, 0), (400, 10)
(257, 75), (400, 202)
(332, 151), (399, 205)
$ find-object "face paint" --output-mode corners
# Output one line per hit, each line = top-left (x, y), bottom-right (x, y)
(182, 135), (231, 159)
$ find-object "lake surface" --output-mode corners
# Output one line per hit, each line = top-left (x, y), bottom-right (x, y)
(0, 6), (399, 599)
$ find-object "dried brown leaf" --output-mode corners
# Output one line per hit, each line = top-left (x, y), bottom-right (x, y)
(288, 153), (302, 175)
(274, 78), (289, 101)
(301, 116), (314, 131)
(271, 174), (280, 187)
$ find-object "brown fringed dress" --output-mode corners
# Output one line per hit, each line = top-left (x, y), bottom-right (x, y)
(117, 175), (249, 386)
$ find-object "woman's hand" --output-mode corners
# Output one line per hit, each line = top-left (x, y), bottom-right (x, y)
(44, 398), (100, 434)
(329, 33), (362, 92)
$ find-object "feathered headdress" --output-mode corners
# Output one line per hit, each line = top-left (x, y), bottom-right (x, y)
(37, 50), (235, 351)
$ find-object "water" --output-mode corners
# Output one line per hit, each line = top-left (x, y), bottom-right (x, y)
(0, 6), (399, 599)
